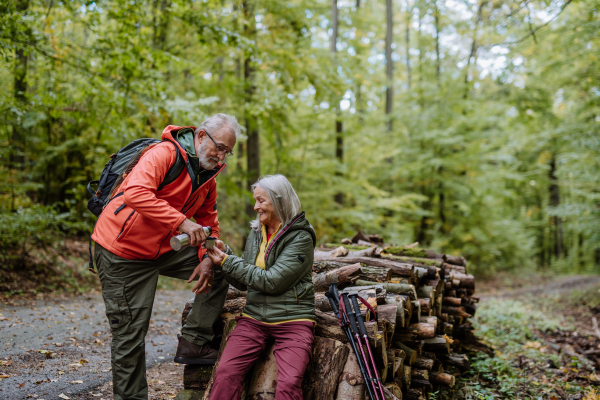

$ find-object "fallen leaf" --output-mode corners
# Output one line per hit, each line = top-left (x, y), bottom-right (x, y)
(58, 394), (70, 399)
(69, 380), (84, 384)
(0, 374), (10, 378)
(80, 358), (89, 363)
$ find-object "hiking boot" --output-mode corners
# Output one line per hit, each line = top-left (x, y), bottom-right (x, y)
(174, 334), (218, 365)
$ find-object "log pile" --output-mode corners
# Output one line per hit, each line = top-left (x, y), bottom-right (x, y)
(181, 232), (479, 399)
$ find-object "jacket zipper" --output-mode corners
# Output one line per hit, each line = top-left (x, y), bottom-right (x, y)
(263, 212), (305, 264)
(117, 211), (135, 238)
(180, 164), (224, 215)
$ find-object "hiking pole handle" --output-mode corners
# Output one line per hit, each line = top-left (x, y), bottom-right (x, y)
(325, 284), (340, 315)
(349, 294), (368, 337)
(170, 226), (213, 251)
(341, 293), (359, 335)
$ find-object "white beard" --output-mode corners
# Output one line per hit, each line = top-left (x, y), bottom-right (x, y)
(197, 140), (220, 170)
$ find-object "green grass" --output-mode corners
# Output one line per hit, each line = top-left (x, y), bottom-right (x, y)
(450, 295), (592, 399)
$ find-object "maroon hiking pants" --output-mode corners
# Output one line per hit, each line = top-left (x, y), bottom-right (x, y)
(210, 316), (314, 400)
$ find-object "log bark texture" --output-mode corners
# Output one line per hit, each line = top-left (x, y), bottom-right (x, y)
(302, 336), (350, 400)
(335, 343), (366, 400)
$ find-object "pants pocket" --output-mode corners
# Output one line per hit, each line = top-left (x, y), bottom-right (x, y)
(103, 285), (131, 334)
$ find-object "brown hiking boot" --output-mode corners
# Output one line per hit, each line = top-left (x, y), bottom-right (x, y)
(174, 334), (218, 365)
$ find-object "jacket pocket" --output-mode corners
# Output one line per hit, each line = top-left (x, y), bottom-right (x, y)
(102, 285), (131, 334)
(116, 210), (137, 242)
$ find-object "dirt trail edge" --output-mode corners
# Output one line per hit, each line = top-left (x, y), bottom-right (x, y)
(0, 290), (193, 400)
(478, 274), (600, 301)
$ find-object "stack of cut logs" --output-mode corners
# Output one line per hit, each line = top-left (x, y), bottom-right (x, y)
(181, 232), (478, 400)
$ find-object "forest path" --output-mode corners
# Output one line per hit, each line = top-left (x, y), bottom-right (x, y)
(0, 290), (194, 400)
(477, 274), (600, 301)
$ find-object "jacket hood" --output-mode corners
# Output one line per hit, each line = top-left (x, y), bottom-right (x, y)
(285, 212), (317, 247)
(160, 125), (225, 170)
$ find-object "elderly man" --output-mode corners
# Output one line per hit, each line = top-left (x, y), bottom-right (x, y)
(91, 113), (239, 400)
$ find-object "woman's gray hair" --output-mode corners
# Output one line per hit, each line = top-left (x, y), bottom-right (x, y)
(195, 113), (241, 138)
(250, 175), (301, 231)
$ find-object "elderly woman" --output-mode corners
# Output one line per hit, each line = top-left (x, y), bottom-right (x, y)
(206, 174), (316, 400)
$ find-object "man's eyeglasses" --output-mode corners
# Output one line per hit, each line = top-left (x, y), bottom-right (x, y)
(204, 130), (233, 157)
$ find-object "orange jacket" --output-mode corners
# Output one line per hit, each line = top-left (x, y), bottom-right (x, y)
(92, 125), (222, 260)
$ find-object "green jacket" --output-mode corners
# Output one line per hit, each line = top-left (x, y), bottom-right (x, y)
(222, 211), (316, 323)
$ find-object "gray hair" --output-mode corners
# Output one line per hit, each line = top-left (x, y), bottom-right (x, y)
(250, 174), (301, 231)
(195, 113), (241, 139)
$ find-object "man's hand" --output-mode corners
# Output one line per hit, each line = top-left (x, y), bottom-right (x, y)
(179, 219), (208, 247)
(188, 257), (214, 294)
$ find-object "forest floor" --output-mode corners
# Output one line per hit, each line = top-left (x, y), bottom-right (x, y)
(1, 241), (600, 399)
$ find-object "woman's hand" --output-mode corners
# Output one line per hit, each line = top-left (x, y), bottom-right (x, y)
(207, 246), (227, 266)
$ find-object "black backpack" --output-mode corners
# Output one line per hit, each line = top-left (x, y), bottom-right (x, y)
(86, 135), (188, 273)
(87, 138), (186, 217)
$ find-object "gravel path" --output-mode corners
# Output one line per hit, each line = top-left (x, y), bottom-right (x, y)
(0, 290), (194, 400)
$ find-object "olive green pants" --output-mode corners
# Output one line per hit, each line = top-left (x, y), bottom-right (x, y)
(94, 243), (229, 400)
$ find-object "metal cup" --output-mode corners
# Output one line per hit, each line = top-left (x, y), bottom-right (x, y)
(205, 237), (216, 250)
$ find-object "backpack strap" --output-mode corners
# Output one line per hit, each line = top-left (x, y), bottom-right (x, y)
(158, 139), (185, 191)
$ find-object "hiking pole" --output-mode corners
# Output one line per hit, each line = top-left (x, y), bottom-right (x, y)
(341, 293), (382, 400)
(325, 284), (377, 400)
(349, 293), (386, 400)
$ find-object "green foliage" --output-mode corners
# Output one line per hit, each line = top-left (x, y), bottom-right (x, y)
(0, 204), (85, 262)
(0, 0), (598, 276)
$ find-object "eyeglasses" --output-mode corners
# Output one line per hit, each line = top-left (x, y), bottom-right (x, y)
(204, 130), (234, 157)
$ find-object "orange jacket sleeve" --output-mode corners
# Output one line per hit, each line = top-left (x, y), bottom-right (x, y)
(123, 144), (187, 232)
(193, 179), (220, 260)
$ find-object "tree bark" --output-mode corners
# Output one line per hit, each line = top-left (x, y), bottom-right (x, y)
(247, 342), (278, 398)
(244, 0), (259, 218)
(358, 267), (392, 282)
(430, 371), (455, 387)
(329, 257), (414, 278)
(422, 336), (450, 354)
(385, 0), (394, 132)
(442, 254), (466, 267)
(313, 263), (362, 291)
(549, 153), (563, 258)
(315, 246), (349, 261)
(413, 356), (434, 370)
(202, 315), (242, 400)
(377, 304), (398, 343)
(355, 280), (417, 299)
(335, 343), (366, 400)
(302, 336), (350, 400)
(315, 309), (377, 343)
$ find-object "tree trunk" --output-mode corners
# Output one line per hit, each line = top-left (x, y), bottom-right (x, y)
(11, 0), (30, 171)
(549, 153), (563, 258)
(335, 343), (366, 400)
(385, 0), (393, 131)
(396, 342), (417, 365)
(442, 254), (466, 267)
(302, 336), (350, 400)
(244, 0), (259, 218)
